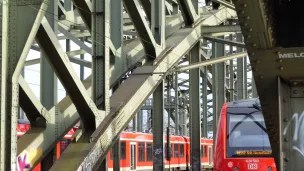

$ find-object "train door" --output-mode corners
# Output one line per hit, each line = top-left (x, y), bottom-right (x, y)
(208, 146), (213, 164)
(130, 142), (136, 170)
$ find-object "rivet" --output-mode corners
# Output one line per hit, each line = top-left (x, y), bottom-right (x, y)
(253, 43), (257, 47)
(247, 35), (251, 38)
(246, 16), (250, 20)
(293, 90), (298, 94)
(256, 60), (260, 63)
(260, 76), (264, 79)
(293, 82), (298, 85)
(244, 22), (248, 26)
(242, 4), (247, 7)
(283, 118), (288, 122)
(251, 52), (255, 56)
(280, 66), (283, 70)
(254, 68), (258, 71)
(284, 158), (289, 162)
(284, 138), (288, 142)
(278, 59), (283, 63)
(240, 10), (245, 14)
(249, 28), (253, 32)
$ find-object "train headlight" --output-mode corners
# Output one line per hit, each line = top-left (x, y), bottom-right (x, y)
(234, 167), (238, 171)
(268, 166), (272, 171)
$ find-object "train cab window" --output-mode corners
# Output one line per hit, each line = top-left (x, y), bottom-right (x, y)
(174, 144), (179, 158)
(226, 107), (272, 158)
(179, 144), (184, 158)
(146, 143), (153, 161)
(121, 141), (126, 159)
(138, 142), (145, 161)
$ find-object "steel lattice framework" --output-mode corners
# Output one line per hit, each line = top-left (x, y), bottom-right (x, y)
(0, 0), (271, 170)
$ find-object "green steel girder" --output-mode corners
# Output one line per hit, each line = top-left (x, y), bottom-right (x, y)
(1, 1), (47, 170)
(123, 0), (161, 59)
(16, 6), (187, 169)
(50, 7), (237, 170)
(176, 0), (199, 26)
(36, 18), (105, 131)
(51, 22), (202, 171)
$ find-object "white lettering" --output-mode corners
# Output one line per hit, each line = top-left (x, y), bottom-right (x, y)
(279, 52), (304, 58)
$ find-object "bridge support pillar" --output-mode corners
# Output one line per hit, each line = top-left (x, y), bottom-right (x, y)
(278, 78), (304, 171)
(153, 81), (165, 171)
(189, 42), (202, 170)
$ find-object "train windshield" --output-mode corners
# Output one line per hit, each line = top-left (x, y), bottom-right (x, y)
(226, 107), (272, 158)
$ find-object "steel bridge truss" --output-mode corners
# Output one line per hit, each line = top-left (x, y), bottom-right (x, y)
(0, 0), (260, 170)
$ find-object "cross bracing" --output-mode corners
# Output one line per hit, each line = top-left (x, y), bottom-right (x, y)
(0, 0), (261, 170)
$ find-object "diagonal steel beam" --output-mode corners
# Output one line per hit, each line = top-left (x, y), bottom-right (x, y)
(139, 0), (151, 23)
(201, 25), (241, 33)
(19, 76), (51, 124)
(176, 52), (248, 71)
(203, 36), (246, 48)
(176, 0), (199, 25)
(36, 18), (104, 131)
(58, 25), (92, 54)
(123, 0), (160, 59)
(72, 0), (92, 32)
(211, 0), (235, 10)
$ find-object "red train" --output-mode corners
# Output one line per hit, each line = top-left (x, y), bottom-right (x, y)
(214, 98), (277, 171)
(17, 120), (214, 170)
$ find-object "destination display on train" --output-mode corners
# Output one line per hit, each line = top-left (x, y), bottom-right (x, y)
(236, 150), (272, 155)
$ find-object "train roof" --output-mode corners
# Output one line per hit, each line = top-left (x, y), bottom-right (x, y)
(226, 98), (260, 108)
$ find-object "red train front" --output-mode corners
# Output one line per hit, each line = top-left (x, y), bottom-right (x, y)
(213, 99), (277, 171)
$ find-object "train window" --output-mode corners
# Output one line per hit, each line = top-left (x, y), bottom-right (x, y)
(138, 142), (145, 161)
(121, 141), (126, 159)
(179, 144), (184, 158)
(174, 144), (179, 158)
(201, 145), (207, 157)
(226, 107), (272, 158)
(146, 143), (153, 161)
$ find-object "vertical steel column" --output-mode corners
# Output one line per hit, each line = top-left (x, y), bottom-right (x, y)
(252, 74), (258, 98)
(211, 41), (217, 140)
(179, 94), (186, 136)
(1, 0), (43, 169)
(80, 37), (85, 81)
(244, 57), (248, 98)
(40, 0), (58, 169)
(110, 0), (123, 68)
(216, 37), (225, 114)
(189, 42), (201, 170)
(133, 116), (137, 132)
(229, 34), (234, 101)
(153, 81), (165, 171)
(202, 67), (208, 137)
(152, 0), (165, 47)
(64, 0), (71, 58)
(278, 78), (304, 171)
(236, 33), (244, 100)
(20, 68), (25, 119)
(137, 110), (143, 132)
(174, 72), (179, 135)
(92, 0), (110, 170)
(113, 140), (120, 171)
